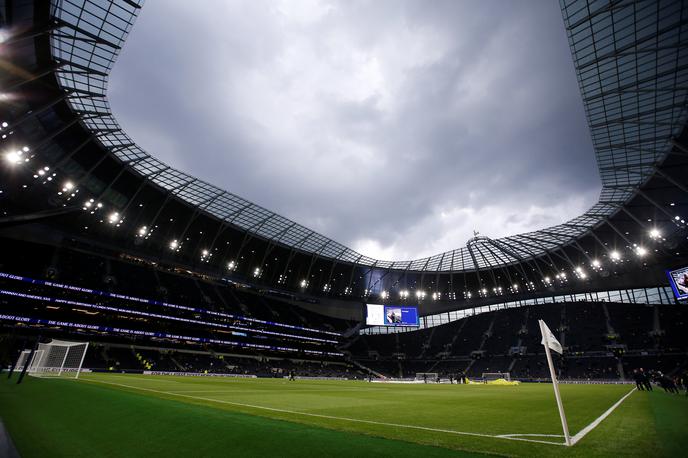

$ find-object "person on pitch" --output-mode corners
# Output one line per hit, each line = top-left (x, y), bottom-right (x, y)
(633, 369), (645, 391)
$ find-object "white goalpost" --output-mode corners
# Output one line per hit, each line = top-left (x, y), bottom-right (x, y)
(482, 372), (511, 382)
(15, 340), (89, 379)
(415, 372), (439, 382)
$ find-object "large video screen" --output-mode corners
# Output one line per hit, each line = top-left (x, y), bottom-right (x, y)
(366, 304), (419, 326)
(667, 266), (688, 300)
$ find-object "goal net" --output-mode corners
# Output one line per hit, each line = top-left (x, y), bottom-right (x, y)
(482, 372), (511, 382)
(15, 340), (89, 378)
(415, 372), (439, 382)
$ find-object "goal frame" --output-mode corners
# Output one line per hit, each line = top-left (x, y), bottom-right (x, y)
(15, 340), (89, 379)
(482, 372), (511, 382)
(415, 372), (439, 381)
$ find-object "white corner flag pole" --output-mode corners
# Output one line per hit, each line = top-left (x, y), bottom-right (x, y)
(539, 319), (571, 446)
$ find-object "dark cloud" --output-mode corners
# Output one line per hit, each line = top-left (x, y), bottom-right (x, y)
(109, 0), (598, 260)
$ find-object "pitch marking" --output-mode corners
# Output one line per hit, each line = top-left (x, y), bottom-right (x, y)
(570, 387), (636, 445)
(77, 377), (565, 446)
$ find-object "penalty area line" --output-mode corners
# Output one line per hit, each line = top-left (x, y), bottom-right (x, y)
(77, 378), (565, 446)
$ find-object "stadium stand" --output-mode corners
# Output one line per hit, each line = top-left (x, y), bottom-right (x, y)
(349, 303), (688, 381)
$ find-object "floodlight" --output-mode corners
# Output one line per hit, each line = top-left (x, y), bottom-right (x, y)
(4, 151), (20, 164)
(610, 251), (621, 261)
(591, 259), (601, 268)
(300, 279), (308, 288)
(138, 226), (148, 236)
(635, 246), (647, 257)
(63, 181), (74, 191)
(227, 261), (236, 270)
(649, 228), (661, 239)
(169, 239), (179, 250)
(380, 290), (388, 299)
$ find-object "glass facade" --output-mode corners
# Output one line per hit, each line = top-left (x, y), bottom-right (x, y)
(361, 285), (676, 335)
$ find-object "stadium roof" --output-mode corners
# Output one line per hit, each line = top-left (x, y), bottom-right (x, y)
(3, 0), (687, 285)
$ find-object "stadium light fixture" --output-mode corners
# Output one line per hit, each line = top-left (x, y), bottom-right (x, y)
(610, 251), (621, 261)
(108, 212), (120, 224)
(635, 246), (647, 257)
(591, 259), (601, 268)
(649, 228), (661, 239)
(4, 151), (21, 165)
(138, 226), (148, 237)
(432, 292), (438, 300)
(169, 239), (179, 250)
(300, 279), (308, 289)
(63, 181), (74, 191)
(380, 290), (388, 300)
(227, 260), (237, 271)
(1, 121), (7, 128)
(201, 249), (209, 257)
(253, 267), (261, 278)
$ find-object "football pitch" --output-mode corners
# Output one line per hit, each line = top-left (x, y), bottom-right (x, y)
(1, 373), (686, 457)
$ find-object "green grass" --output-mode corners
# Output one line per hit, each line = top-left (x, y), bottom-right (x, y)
(0, 373), (686, 457)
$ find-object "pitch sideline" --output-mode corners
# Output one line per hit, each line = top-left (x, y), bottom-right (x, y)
(570, 387), (636, 445)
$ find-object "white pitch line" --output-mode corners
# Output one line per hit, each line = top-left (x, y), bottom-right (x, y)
(497, 434), (564, 438)
(570, 387), (636, 445)
(166, 388), (383, 394)
(77, 378), (565, 446)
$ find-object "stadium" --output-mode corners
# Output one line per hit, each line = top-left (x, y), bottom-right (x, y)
(0, 0), (687, 456)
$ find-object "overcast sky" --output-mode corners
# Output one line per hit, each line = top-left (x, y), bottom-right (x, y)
(109, 0), (599, 261)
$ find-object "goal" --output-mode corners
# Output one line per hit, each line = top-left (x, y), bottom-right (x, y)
(15, 340), (89, 378)
(415, 372), (439, 382)
(482, 372), (511, 382)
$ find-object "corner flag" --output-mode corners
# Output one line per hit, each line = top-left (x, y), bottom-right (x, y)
(540, 320), (563, 354)
(538, 319), (571, 446)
